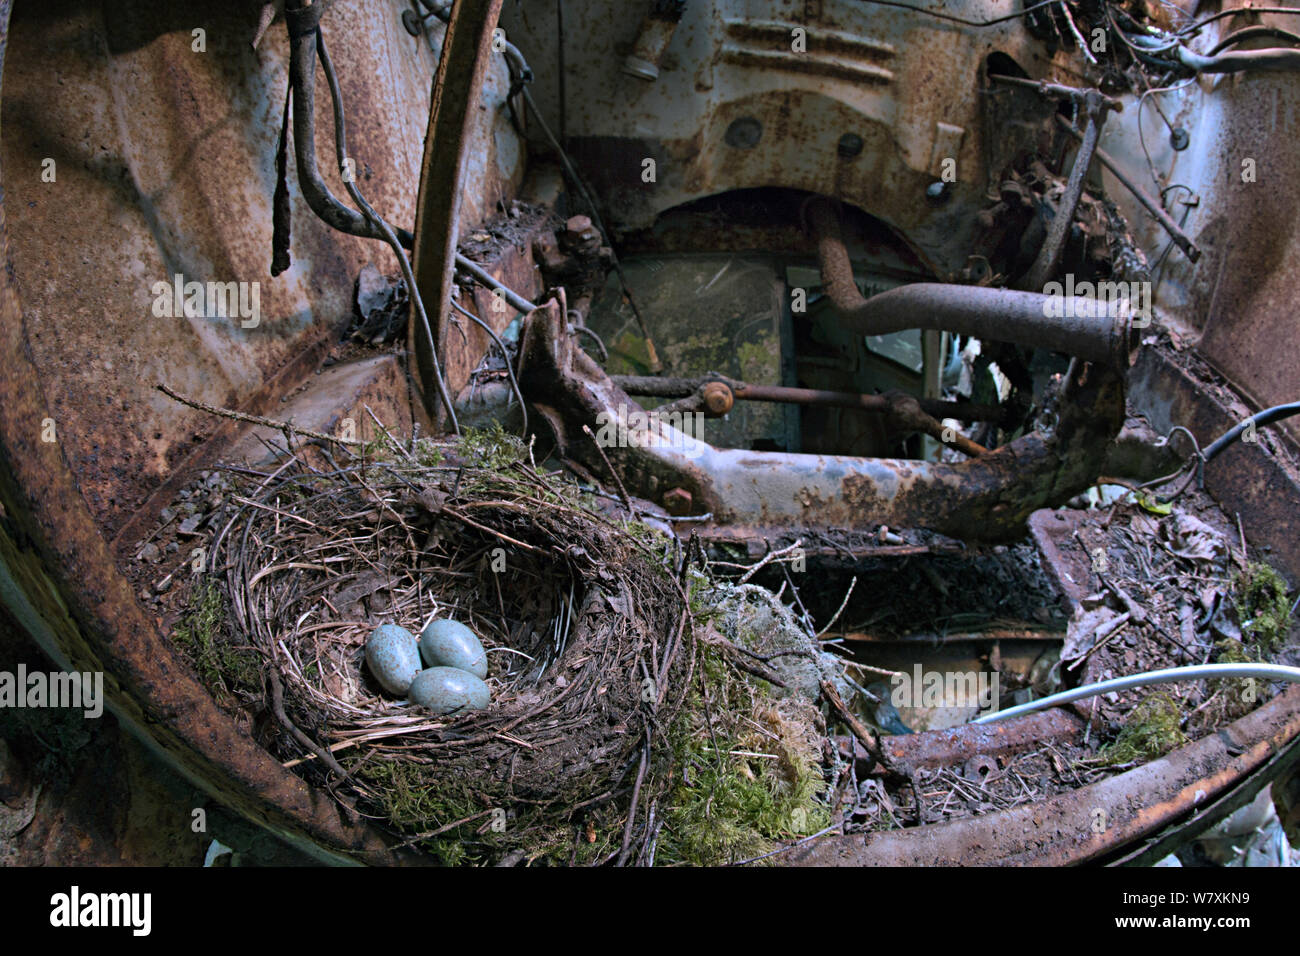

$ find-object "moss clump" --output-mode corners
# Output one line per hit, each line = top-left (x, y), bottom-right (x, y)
(1100, 692), (1188, 765)
(458, 421), (526, 470)
(656, 647), (830, 865)
(171, 578), (260, 704)
(1233, 561), (1291, 654)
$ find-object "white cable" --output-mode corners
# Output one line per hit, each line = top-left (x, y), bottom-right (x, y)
(973, 663), (1300, 724)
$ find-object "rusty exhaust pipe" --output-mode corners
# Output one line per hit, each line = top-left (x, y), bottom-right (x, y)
(808, 198), (1137, 369)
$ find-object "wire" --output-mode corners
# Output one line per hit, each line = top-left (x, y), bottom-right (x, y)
(316, 31), (460, 434)
(448, 298), (529, 438)
(1107, 6), (1181, 55)
(513, 76), (662, 371)
(1208, 24), (1300, 54)
(974, 663), (1300, 724)
(1176, 6), (1300, 37)
(1135, 77), (1197, 192)
(852, 0), (1065, 28)
(1202, 401), (1300, 462)
(1175, 42), (1300, 72)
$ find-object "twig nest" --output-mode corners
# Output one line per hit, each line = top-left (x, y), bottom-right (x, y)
(419, 618), (488, 679)
(409, 667), (491, 715)
(365, 624), (422, 695)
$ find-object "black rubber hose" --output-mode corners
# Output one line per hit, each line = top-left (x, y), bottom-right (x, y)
(1202, 402), (1300, 462)
(285, 0), (415, 247)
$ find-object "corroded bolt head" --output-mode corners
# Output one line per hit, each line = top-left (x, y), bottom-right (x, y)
(663, 487), (692, 516)
(701, 381), (734, 417)
(564, 215), (597, 245)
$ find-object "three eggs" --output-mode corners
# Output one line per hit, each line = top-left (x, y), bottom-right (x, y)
(365, 619), (490, 715)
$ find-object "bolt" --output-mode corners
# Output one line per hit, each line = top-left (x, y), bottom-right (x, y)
(562, 215), (600, 251)
(837, 132), (864, 159)
(701, 381), (734, 417)
(724, 117), (763, 150)
(663, 487), (693, 516)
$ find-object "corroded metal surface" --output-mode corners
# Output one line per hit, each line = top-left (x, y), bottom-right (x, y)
(810, 198), (1136, 369)
(1, 1), (522, 537)
(1129, 346), (1300, 582)
(0, 3), (457, 864)
(1091, 9), (1300, 445)
(837, 708), (1086, 774)
(0, 143), (405, 868)
(502, 0), (1051, 278)
(519, 298), (1126, 539)
(410, 0), (505, 423)
(789, 685), (1300, 866)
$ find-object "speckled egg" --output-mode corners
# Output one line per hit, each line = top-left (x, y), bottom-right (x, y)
(408, 666), (491, 715)
(419, 618), (488, 679)
(364, 624), (422, 695)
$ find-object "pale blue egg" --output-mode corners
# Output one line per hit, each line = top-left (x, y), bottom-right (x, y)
(364, 624), (422, 695)
(409, 667), (491, 715)
(419, 619), (488, 679)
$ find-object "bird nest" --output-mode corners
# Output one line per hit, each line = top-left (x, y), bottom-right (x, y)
(210, 432), (694, 863)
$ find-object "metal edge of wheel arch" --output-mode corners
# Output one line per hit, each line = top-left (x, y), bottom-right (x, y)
(783, 685), (1300, 866)
(1108, 717), (1300, 867)
(0, 6), (408, 866)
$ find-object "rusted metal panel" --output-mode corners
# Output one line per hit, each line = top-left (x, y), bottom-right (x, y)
(1028, 508), (1097, 608)
(0, 2), (419, 535)
(1091, 11), (1300, 446)
(2, 0), (525, 534)
(789, 685), (1300, 866)
(410, 0), (505, 424)
(1128, 345), (1300, 581)
(503, 0), (1050, 278)
(0, 7), (405, 864)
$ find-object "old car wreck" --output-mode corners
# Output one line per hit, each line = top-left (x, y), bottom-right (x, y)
(2, 0), (1300, 867)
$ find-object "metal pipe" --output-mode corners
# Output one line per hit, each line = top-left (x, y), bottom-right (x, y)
(1056, 114), (1201, 263)
(611, 374), (1007, 422)
(453, 253), (538, 314)
(1175, 43), (1300, 73)
(989, 73), (1123, 112)
(284, 1), (414, 247)
(622, 0), (688, 81)
(809, 199), (1134, 368)
(1023, 89), (1106, 292)
(975, 663), (1300, 724)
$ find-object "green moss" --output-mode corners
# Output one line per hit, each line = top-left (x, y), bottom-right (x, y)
(735, 339), (778, 384)
(171, 578), (260, 702)
(458, 422), (526, 471)
(1100, 692), (1188, 765)
(608, 329), (654, 375)
(656, 647), (830, 865)
(1233, 561), (1291, 654)
(1214, 637), (1254, 664)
